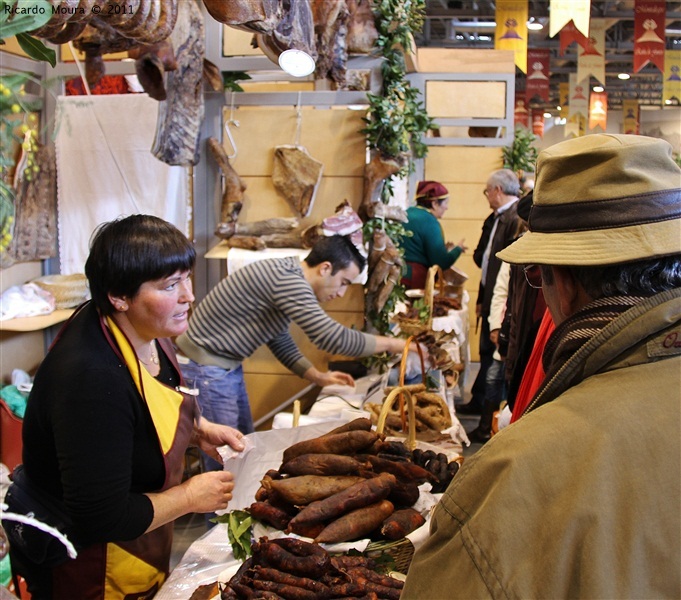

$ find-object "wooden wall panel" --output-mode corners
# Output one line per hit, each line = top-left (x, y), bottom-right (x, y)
(417, 49), (516, 74)
(427, 81), (506, 118)
(226, 108), (366, 177)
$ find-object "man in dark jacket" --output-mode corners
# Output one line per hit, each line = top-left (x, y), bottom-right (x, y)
(460, 170), (520, 441)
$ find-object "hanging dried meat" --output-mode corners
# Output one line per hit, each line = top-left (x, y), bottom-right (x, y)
(256, 0), (317, 66)
(346, 0), (378, 54)
(272, 145), (323, 218)
(151, 0), (204, 166)
(311, 0), (350, 86)
(202, 0), (283, 34)
(10, 143), (57, 263)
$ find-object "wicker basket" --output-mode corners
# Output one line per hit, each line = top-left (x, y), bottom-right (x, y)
(393, 265), (445, 336)
(32, 274), (90, 309)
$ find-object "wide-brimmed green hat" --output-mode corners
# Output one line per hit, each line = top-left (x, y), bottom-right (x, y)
(497, 134), (681, 266)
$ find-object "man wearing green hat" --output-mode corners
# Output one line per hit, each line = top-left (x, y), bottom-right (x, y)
(402, 134), (681, 599)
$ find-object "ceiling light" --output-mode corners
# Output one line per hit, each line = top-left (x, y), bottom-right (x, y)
(527, 18), (544, 31)
(278, 50), (316, 78)
(543, 111), (552, 118)
(618, 73), (631, 80)
(592, 85), (605, 93)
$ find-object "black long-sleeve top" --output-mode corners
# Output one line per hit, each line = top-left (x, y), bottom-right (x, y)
(21, 302), (179, 546)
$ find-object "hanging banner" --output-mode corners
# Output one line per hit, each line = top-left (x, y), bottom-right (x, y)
(532, 109), (545, 139)
(559, 20), (589, 55)
(589, 91), (608, 131)
(559, 81), (570, 116)
(495, 0), (528, 73)
(514, 92), (530, 128)
(526, 49), (551, 103)
(663, 50), (681, 105)
(565, 113), (586, 138)
(550, 0), (590, 39)
(569, 72), (589, 118)
(577, 19), (606, 87)
(634, 0), (666, 73)
(622, 99), (640, 135)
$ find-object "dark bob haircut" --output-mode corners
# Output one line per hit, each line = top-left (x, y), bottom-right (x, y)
(85, 214), (196, 316)
(304, 235), (366, 274)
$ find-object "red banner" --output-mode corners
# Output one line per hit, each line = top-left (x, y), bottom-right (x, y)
(559, 20), (589, 55)
(532, 110), (545, 139)
(634, 0), (666, 73)
(588, 91), (608, 131)
(526, 49), (551, 103)
(622, 99), (640, 135)
(514, 93), (530, 128)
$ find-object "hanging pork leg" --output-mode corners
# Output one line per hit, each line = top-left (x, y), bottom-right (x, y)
(151, 0), (204, 166)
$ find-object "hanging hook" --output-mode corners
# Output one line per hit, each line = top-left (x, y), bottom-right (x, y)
(294, 91), (303, 147)
(224, 92), (240, 159)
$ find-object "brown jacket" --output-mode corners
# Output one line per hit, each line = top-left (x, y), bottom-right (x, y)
(402, 289), (681, 599)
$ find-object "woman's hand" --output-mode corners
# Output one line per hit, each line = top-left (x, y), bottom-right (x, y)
(181, 470), (236, 514)
(456, 238), (468, 252)
(194, 418), (245, 461)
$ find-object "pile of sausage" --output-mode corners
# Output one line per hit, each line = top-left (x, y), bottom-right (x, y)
(248, 418), (461, 545)
(222, 537), (404, 599)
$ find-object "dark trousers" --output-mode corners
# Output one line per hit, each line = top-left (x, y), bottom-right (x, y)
(468, 315), (495, 408)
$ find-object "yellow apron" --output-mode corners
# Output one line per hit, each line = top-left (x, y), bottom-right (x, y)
(53, 318), (196, 599)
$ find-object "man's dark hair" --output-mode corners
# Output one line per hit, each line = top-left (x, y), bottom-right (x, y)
(305, 235), (366, 275)
(540, 255), (681, 299)
(85, 214), (196, 316)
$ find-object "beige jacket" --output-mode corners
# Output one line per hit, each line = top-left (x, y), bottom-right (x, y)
(403, 289), (681, 599)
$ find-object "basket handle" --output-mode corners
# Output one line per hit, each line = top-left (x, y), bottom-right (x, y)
(398, 336), (426, 431)
(376, 386), (417, 451)
(423, 265), (445, 328)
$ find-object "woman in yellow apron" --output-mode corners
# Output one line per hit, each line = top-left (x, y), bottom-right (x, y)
(6, 215), (245, 599)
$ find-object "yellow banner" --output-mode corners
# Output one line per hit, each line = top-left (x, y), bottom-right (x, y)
(565, 113), (586, 138)
(577, 19), (606, 87)
(550, 0), (590, 39)
(495, 0), (528, 73)
(559, 82), (570, 117)
(663, 50), (681, 105)
(622, 99), (640, 135)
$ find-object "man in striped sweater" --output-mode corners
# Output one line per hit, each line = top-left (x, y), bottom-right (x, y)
(176, 235), (409, 466)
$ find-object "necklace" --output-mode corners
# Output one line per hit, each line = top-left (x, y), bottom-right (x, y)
(139, 341), (159, 366)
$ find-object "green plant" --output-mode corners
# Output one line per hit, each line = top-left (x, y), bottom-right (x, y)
(223, 71), (252, 93)
(0, 0), (56, 66)
(502, 126), (539, 174)
(361, 0), (434, 334)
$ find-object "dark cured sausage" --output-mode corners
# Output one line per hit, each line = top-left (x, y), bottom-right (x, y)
(253, 538), (330, 578)
(282, 430), (379, 463)
(262, 475), (364, 506)
(249, 502), (292, 531)
(280, 454), (370, 477)
(314, 500), (395, 544)
(323, 417), (373, 436)
(380, 507), (426, 540)
(252, 566), (331, 597)
(288, 472), (396, 529)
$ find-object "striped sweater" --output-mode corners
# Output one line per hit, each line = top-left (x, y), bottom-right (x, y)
(180, 257), (375, 376)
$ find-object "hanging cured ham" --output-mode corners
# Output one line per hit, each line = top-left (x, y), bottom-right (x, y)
(151, 0), (204, 166)
(272, 146), (323, 217)
(201, 0), (283, 34)
(311, 0), (350, 85)
(256, 0), (317, 66)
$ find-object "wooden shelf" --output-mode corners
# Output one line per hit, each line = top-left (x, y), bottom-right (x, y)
(0, 309), (74, 332)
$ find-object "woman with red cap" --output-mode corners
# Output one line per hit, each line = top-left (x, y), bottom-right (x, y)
(401, 181), (467, 289)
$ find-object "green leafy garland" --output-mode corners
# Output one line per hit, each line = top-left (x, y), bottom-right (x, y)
(362, 0), (434, 334)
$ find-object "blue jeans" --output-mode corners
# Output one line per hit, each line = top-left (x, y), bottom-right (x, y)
(179, 360), (254, 472)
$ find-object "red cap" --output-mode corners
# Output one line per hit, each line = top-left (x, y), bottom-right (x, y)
(416, 181), (448, 205)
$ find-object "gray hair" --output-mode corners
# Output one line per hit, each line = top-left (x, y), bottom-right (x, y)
(488, 169), (521, 197)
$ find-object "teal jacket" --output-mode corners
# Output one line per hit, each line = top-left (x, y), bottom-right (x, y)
(401, 206), (462, 280)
